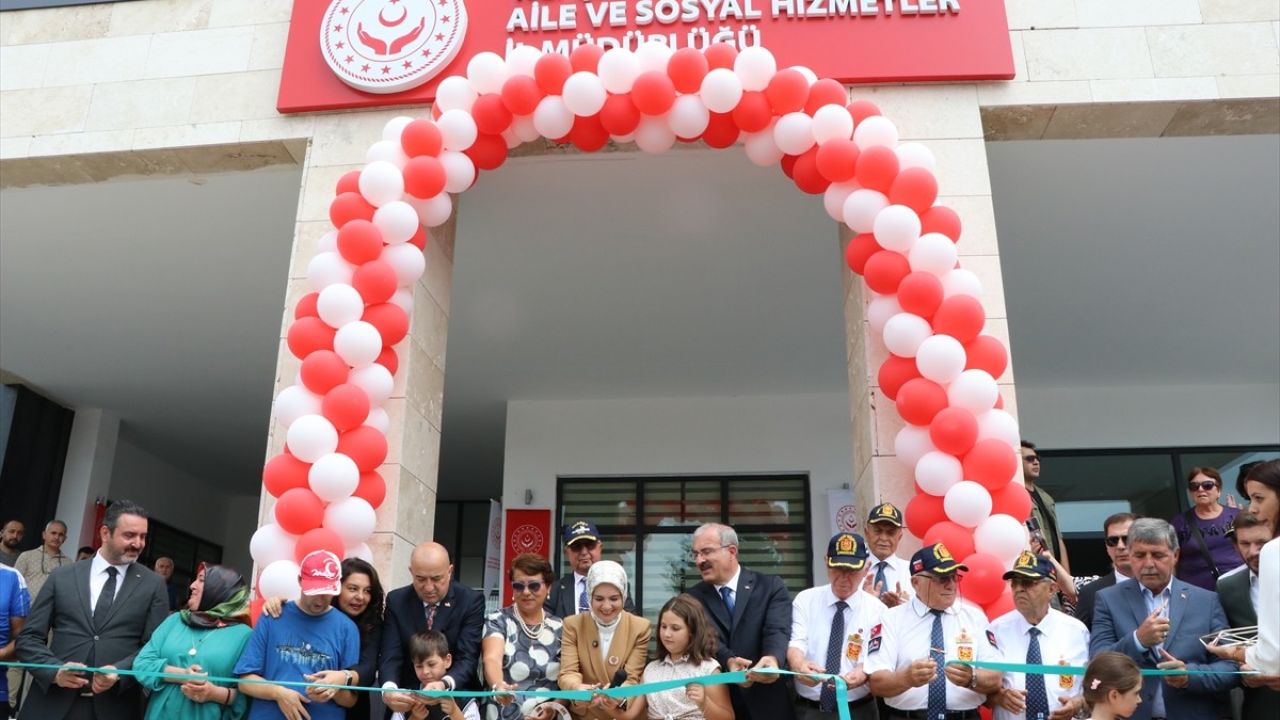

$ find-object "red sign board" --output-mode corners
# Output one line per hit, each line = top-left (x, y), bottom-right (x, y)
(279, 0), (1013, 113)
(502, 508), (552, 606)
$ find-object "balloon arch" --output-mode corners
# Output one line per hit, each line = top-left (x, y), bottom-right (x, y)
(251, 42), (1030, 619)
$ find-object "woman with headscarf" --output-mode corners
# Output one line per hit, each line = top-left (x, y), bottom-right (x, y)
(134, 563), (255, 719)
(558, 560), (650, 720)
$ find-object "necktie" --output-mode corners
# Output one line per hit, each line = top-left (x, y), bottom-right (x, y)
(719, 586), (735, 614)
(1025, 627), (1049, 720)
(425, 603), (438, 630)
(820, 600), (848, 711)
(875, 561), (889, 594)
(94, 566), (118, 629)
(578, 579), (589, 614)
(928, 610), (946, 720)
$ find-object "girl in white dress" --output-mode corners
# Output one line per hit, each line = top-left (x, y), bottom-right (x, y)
(1080, 652), (1143, 720)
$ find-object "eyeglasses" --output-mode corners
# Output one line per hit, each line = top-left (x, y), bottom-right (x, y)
(569, 541), (600, 553)
(923, 574), (960, 585)
(1023, 455), (1040, 463)
(1188, 481), (1218, 492)
(511, 581), (543, 594)
(1104, 535), (1128, 547)
(690, 545), (731, 561)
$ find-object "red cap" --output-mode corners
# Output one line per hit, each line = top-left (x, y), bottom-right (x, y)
(299, 550), (342, 596)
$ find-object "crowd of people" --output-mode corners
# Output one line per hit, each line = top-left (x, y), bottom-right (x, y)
(0, 456), (1276, 720)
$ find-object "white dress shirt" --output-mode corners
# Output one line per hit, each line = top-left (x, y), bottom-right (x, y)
(88, 552), (129, 610)
(864, 597), (998, 711)
(1246, 537), (1279, 674)
(866, 554), (915, 599)
(989, 608), (1089, 720)
(789, 584), (888, 702)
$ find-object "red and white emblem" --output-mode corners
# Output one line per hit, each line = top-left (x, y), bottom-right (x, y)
(320, 0), (467, 95)
(510, 524), (545, 554)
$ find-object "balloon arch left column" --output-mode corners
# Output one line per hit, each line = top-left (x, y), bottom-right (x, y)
(251, 42), (1029, 618)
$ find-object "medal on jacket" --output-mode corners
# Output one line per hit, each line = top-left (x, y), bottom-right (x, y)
(956, 629), (974, 662)
(1058, 657), (1073, 689)
(846, 630), (863, 662)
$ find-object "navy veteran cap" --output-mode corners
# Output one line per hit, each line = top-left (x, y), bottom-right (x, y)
(563, 521), (600, 546)
(867, 502), (904, 527)
(910, 543), (969, 576)
(826, 532), (870, 571)
(1002, 550), (1056, 581)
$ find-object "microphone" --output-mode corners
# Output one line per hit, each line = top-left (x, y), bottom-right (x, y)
(609, 669), (628, 688)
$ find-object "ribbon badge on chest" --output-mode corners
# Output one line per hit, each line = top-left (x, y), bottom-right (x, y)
(956, 629), (974, 662)
(846, 630), (863, 662)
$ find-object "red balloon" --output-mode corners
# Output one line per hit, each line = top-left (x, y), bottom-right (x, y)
(632, 71), (676, 116)
(403, 155), (446, 199)
(335, 170), (361, 195)
(337, 220), (384, 265)
(843, 233), (882, 275)
(847, 99), (882, 125)
(287, 317), (336, 359)
(401, 119), (442, 158)
(780, 153), (798, 179)
(889, 167), (939, 214)
(569, 114), (609, 152)
(569, 43), (603, 73)
(933, 295), (986, 344)
(855, 146), (899, 193)
(964, 440), (1018, 492)
(408, 227), (427, 251)
(534, 53), (572, 94)
(274, 487), (325, 535)
(300, 349), (349, 395)
(668, 47), (709, 93)
(430, 104), (442, 121)
(294, 292), (320, 320)
(990, 481), (1031, 522)
(929, 407), (979, 456)
(994, 393), (1005, 410)
(471, 94), (513, 135)
(294, 527), (346, 564)
(923, 521), (976, 561)
(465, 133), (508, 171)
(896, 378), (949, 426)
(263, 452), (310, 498)
(897, 272), (944, 318)
(704, 43), (738, 70)
(791, 147), (829, 195)
(501, 75), (543, 116)
(338, 426), (388, 473)
(375, 346), (399, 376)
(701, 112), (739, 149)
(765, 69), (808, 115)
(363, 303), (409, 346)
(815, 138), (859, 183)
(354, 470), (387, 509)
(250, 595), (265, 625)
(805, 79), (847, 114)
(863, 250), (910, 295)
(959, 552), (1007, 605)
(599, 94), (641, 136)
(905, 493), (948, 540)
(964, 335), (1008, 378)
(877, 354), (920, 401)
(329, 192), (375, 228)
(731, 91), (772, 133)
(920, 205), (962, 242)
(323, 383), (371, 432)
(983, 588), (1016, 620)
(352, 260), (397, 305)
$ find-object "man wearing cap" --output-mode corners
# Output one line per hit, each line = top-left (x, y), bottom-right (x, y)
(235, 550), (361, 720)
(863, 503), (913, 608)
(545, 521), (634, 618)
(788, 533), (887, 720)
(865, 543), (1003, 720)
(988, 552), (1089, 720)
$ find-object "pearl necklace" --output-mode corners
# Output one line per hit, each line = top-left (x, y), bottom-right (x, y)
(514, 609), (545, 640)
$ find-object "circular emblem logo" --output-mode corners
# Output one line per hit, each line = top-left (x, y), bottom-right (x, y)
(510, 524), (545, 554)
(320, 0), (468, 95)
(834, 504), (858, 533)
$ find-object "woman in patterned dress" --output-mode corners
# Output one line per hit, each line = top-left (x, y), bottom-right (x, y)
(481, 553), (566, 720)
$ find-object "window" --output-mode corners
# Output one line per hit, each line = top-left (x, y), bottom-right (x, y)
(557, 475), (812, 620)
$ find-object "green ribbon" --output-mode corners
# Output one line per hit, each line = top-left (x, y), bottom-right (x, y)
(952, 659), (1258, 677)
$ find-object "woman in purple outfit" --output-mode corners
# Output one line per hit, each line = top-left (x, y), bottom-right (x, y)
(1170, 465), (1242, 590)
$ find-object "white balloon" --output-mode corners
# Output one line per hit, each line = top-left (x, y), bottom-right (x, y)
(916, 451), (963, 496)
(634, 40), (674, 74)
(976, 409), (1020, 448)
(258, 560), (302, 601)
(909, 232), (959, 277)
(866, 294), (902, 336)
(842, 189), (889, 233)
(382, 116), (414, 143)
(700, 68), (743, 114)
(363, 406), (391, 434)
(669, 95), (710, 139)
(773, 111), (815, 156)
(389, 288), (414, 315)
(501, 127), (521, 149)
(872, 204), (922, 252)
(287, 414), (339, 463)
(612, 132), (636, 144)
(743, 127), (784, 167)
(466, 51), (508, 95)
(349, 363), (395, 406)
(334, 321), (383, 369)
(512, 115), (540, 142)
(307, 252), (354, 292)
(382, 243), (426, 286)
(944, 481), (993, 528)
(948, 369), (999, 414)
(532, 96), (574, 139)
(372, 201), (420, 245)
(790, 65), (818, 85)
(275, 385), (322, 428)
(733, 46), (777, 91)
(853, 115), (900, 150)
(823, 180), (858, 223)
(896, 142), (937, 172)
(316, 230), (338, 253)
(408, 192), (453, 228)
(358, 161), (404, 207)
(974, 514), (1029, 566)
(317, 283), (365, 328)
(634, 115), (675, 154)
(883, 313), (932, 358)
(437, 109), (478, 152)
(597, 48), (641, 93)
(250, 523), (298, 567)
(505, 44), (542, 77)
(941, 268), (983, 299)
(916, 335), (967, 385)
(435, 75), (478, 112)
(324, 497), (377, 545)
(345, 542), (374, 563)
(895, 424), (936, 469)
(812, 105), (854, 143)
(309, 453), (360, 502)
(562, 72), (608, 116)
(439, 150), (475, 193)
(365, 139), (408, 168)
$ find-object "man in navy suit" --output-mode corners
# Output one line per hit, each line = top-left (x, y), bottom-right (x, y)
(687, 522), (795, 720)
(1089, 517), (1238, 720)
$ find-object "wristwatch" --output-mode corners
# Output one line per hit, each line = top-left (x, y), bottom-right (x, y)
(343, 670), (354, 686)
(967, 669), (979, 690)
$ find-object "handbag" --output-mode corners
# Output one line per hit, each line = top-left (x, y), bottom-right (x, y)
(1182, 508), (1222, 579)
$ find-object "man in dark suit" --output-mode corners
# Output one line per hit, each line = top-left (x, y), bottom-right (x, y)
(380, 541), (485, 717)
(1090, 518), (1238, 720)
(1218, 511), (1276, 720)
(687, 522), (795, 720)
(545, 521), (634, 618)
(16, 500), (169, 720)
(1074, 512), (1136, 630)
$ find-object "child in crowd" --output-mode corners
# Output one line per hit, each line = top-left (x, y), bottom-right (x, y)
(1081, 652), (1143, 720)
(392, 630), (481, 720)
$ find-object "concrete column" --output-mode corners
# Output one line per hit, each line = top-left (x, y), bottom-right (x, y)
(56, 407), (120, 547)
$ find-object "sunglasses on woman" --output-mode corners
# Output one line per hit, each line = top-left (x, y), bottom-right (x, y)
(1188, 481), (1218, 492)
(511, 581), (543, 594)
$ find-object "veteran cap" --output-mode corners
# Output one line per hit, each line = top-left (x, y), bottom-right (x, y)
(1002, 550), (1056, 581)
(867, 502), (904, 527)
(910, 542), (969, 576)
(563, 520), (600, 546)
(826, 532), (870, 571)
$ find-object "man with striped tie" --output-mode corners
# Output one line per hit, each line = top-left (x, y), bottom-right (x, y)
(545, 521), (634, 618)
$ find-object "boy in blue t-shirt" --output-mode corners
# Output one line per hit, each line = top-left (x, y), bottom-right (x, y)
(235, 550), (360, 720)
(0, 565), (32, 704)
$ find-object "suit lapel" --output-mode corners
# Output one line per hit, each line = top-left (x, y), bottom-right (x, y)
(579, 616), (608, 682)
(601, 613), (631, 678)
(1125, 581), (1150, 634)
(102, 563), (144, 628)
(731, 568), (754, 629)
(77, 560), (94, 629)
(432, 583), (458, 632)
(1165, 579), (1190, 641)
(697, 583), (731, 634)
